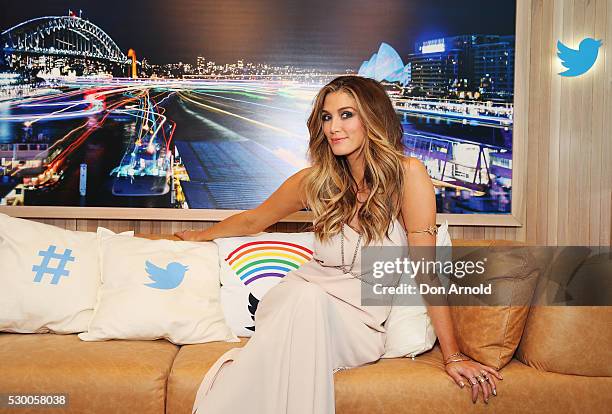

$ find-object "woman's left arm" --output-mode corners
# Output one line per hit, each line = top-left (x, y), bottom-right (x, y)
(400, 157), (502, 404)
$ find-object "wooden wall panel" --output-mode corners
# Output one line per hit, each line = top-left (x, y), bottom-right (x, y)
(603, 0), (612, 247)
(527, 0), (544, 245)
(11, 0), (612, 245)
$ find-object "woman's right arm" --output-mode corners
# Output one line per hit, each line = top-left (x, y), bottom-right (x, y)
(175, 167), (311, 241)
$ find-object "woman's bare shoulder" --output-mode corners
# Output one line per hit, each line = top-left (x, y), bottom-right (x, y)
(275, 167), (313, 198)
(289, 166), (313, 187)
(295, 166), (313, 177)
(401, 156), (427, 176)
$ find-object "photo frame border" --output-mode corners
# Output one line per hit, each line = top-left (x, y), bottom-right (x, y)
(0, 0), (529, 228)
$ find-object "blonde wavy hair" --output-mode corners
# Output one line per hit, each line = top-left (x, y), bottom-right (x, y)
(304, 76), (406, 245)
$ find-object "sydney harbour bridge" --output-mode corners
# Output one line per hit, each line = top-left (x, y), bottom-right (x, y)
(1, 14), (130, 76)
(0, 13), (313, 210)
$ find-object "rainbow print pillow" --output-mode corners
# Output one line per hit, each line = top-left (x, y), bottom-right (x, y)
(214, 233), (314, 336)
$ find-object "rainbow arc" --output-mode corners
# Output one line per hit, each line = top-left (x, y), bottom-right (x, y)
(225, 241), (313, 285)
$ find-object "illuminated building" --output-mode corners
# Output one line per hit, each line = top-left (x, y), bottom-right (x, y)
(409, 35), (514, 101)
(472, 36), (515, 100)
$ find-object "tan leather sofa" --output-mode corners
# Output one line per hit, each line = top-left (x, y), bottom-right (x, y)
(1, 237), (610, 414)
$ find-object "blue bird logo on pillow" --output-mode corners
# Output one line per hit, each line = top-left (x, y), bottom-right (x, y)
(557, 38), (602, 77)
(144, 260), (188, 289)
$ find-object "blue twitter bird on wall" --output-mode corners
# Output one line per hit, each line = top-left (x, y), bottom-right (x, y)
(557, 38), (602, 77)
(144, 260), (189, 289)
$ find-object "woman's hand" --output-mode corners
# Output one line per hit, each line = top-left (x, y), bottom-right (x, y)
(445, 359), (503, 404)
(174, 230), (209, 241)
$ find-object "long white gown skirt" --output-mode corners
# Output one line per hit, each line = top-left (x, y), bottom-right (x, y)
(193, 219), (407, 414)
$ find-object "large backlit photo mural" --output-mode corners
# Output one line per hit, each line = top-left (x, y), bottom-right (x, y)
(0, 0), (516, 214)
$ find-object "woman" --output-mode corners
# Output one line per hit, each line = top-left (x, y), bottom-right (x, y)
(176, 76), (502, 413)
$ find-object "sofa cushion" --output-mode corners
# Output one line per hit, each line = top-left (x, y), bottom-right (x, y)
(447, 244), (539, 370)
(167, 338), (248, 414)
(167, 340), (612, 414)
(214, 232), (314, 337)
(78, 231), (237, 345)
(517, 306), (612, 376)
(0, 333), (178, 414)
(529, 246), (590, 306)
(0, 213), (100, 334)
(380, 221), (449, 359)
(334, 345), (612, 413)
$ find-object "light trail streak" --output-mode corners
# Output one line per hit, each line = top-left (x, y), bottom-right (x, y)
(40, 94), (142, 185)
(5, 88), (83, 106)
(0, 85), (155, 124)
(152, 91), (176, 108)
(186, 94), (262, 116)
(116, 105), (168, 148)
(0, 99), (104, 123)
(110, 94), (173, 179)
(18, 102), (90, 107)
(190, 91), (304, 114)
(178, 91), (301, 138)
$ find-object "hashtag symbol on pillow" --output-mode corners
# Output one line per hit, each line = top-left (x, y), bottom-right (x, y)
(32, 245), (76, 285)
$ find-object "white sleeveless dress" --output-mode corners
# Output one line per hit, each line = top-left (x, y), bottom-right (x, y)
(192, 218), (408, 414)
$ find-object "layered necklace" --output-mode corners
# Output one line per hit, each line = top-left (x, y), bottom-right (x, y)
(337, 185), (373, 283)
(339, 223), (362, 277)
(337, 223), (381, 286)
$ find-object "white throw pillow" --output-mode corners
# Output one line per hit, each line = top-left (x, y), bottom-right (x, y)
(78, 231), (237, 344)
(381, 221), (451, 358)
(215, 232), (314, 336)
(0, 213), (99, 333)
(97, 227), (134, 237)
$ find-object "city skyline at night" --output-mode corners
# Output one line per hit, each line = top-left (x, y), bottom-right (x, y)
(0, 1), (517, 214)
(0, 0), (516, 70)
